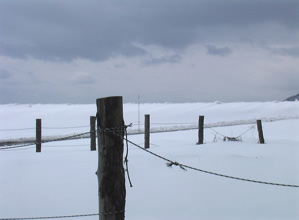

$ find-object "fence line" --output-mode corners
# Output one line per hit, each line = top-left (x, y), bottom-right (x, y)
(1, 119), (298, 220)
(127, 115), (299, 135)
(1, 114), (298, 132)
(1, 115), (298, 148)
(0, 124), (255, 151)
(2, 125), (298, 186)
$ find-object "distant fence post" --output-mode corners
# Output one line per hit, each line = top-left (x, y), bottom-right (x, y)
(144, 114), (150, 149)
(96, 96), (126, 220)
(196, 115), (204, 145)
(257, 120), (265, 144)
(90, 116), (96, 151)
(36, 119), (42, 152)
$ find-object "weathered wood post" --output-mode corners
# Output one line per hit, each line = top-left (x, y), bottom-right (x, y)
(144, 114), (150, 149)
(96, 96), (126, 220)
(90, 116), (96, 151)
(196, 115), (204, 145)
(36, 119), (42, 152)
(257, 120), (265, 144)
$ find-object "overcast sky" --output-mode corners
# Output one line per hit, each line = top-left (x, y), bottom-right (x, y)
(0, 0), (298, 104)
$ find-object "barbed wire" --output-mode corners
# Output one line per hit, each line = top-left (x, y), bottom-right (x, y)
(2, 144), (91, 151)
(237, 125), (256, 137)
(0, 128), (35, 131)
(1, 146), (36, 151)
(1, 122), (298, 188)
(0, 210), (125, 220)
(98, 124), (134, 187)
(1, 123), (298, 220)
(123, 136), (299, 188)
(0, 131), (91, 150)
(205, 125), (256, 141)
(0, 142), (39, 150)
(43, 126), (89, 130)
(0, 126), (89, 132)
(0, 213), (98, 220)
(1, 116), (296, 147)
(43, 144), (89, 148)
(131, 122), (196, 126)
(124, 124), (133, 187)
(2, 115), (298, 132)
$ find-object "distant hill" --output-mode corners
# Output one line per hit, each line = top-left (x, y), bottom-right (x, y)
(285, 94), (299, 101)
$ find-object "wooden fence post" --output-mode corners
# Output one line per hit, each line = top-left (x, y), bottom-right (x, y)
(144, 114), (150, 149)
(257, 120), (265, 144)
(90, 116), (96, 151)
(197, 115), (204, 145)
(96, 96), (126, 220)
(36, 119), (42, 152)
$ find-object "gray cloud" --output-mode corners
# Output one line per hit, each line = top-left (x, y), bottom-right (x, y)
(0, 0), (297, 61)
(206, 45), (232, 57)
(0, 70), (12, 79)
(270, 47), (299, 57)
(145, 54), (182, 65)
(0, 0), (298, 104)
(71, 76), (96, 85)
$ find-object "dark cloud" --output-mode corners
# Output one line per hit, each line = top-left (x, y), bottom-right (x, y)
(0, 0), (297, 61)
(0, 0), (297, 104)
(206, 45), (232, 57)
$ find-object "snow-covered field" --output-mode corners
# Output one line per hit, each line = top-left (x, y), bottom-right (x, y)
(0, 101), (299, 220)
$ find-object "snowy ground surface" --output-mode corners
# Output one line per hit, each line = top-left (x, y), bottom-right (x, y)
(0, 101), (299, 220)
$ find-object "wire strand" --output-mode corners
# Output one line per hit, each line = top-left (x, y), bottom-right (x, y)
(124, 124), (133, 187)
(123, 137), (299, 188)
(0, 210), (125, 220)
(0, 213), (99, 220)
(0, 131), (91, 150)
